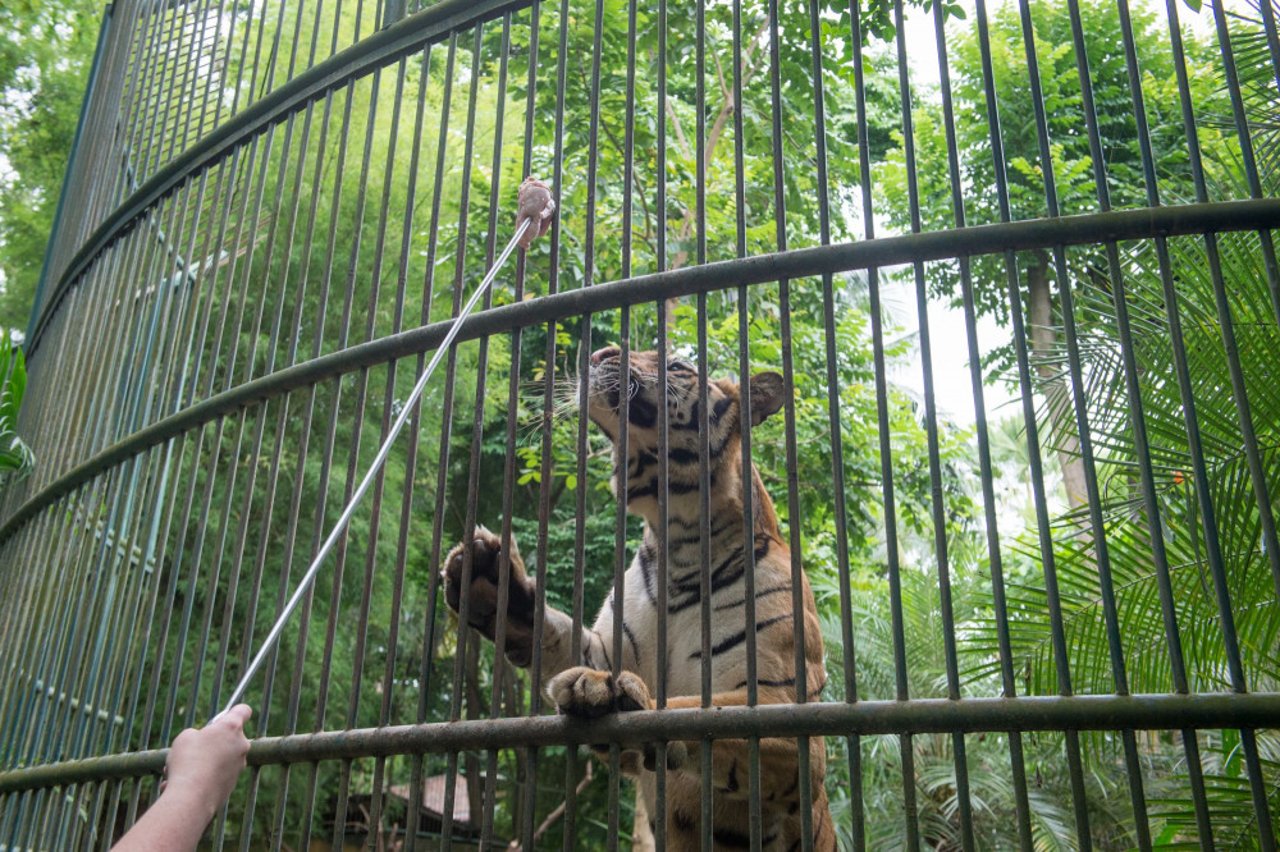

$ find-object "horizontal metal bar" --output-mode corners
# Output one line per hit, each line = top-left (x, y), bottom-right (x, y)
(2, 692), (1278, 794)
(2, 198), (1278, 549)
(24, 0), (534, 357)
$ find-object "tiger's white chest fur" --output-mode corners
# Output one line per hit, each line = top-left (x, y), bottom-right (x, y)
(591, 507), (785, 701)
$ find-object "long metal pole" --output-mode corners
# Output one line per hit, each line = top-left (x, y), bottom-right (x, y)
(220, 216), (531, 716)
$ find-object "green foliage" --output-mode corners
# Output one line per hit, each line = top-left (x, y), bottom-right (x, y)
(876, 0), (1235, 329)
(0, 0), (100, 332)
(0, 328), (33, 481)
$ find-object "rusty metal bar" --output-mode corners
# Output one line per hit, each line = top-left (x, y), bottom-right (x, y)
(5, 196), (1278, 550)
(4, 693), (1280, 795)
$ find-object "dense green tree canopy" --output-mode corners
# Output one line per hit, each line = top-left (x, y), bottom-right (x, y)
(0, 0), (100, 334)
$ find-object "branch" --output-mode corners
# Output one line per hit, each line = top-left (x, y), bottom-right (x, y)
(665, 97), (694, 162)
(507, 761), (594, 851)
(576, 47), (659, 257)
(712, 46), (730, 102)
(704, 23), (768, 164)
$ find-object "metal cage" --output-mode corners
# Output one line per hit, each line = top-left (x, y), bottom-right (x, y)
(1, 0), (1278, 847)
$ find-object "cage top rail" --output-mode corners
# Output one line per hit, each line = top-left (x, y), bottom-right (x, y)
(3, 691), (1279, 795)
(2, 197), (1277, 546)
(23, 0), (534, 358)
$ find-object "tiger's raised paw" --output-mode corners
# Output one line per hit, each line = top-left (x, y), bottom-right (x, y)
(441, 526), (536, 667)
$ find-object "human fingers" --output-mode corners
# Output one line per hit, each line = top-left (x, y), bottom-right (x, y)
(209, 704), (252, 734)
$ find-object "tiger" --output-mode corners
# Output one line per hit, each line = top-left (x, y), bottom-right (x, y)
(442, 346), (835, 851)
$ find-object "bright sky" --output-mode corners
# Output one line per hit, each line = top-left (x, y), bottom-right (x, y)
(880, 0), (1226, 426)
(876, 5), (1014, 426)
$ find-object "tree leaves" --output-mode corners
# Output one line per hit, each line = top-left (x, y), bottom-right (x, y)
(0, 328), (33, 481)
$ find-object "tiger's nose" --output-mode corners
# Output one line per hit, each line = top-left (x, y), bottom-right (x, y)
(590, 346), (620, 366)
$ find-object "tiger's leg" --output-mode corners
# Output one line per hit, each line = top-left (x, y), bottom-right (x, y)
(662, 692), (830, 829)
(442, 526), (584, 684)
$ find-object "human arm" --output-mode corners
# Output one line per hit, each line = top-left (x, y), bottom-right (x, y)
(111, 704), (252, 852)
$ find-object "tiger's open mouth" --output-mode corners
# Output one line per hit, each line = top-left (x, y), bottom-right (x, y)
(585, 347), (626, 435)
(585, 346), (662, 440)
(586, 348), (622, 402)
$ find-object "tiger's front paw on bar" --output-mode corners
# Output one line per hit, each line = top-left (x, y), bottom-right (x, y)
(547, 667), (651, 718)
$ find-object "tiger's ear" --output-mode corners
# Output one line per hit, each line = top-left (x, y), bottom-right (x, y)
(748, 372), (785, 427)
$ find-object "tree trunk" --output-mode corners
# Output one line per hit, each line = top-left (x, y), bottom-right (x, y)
(1027, 258), (1088, 508)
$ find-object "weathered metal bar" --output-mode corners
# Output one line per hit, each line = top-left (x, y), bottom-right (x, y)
(971, 0), (1096, 843)
(892, 3), (974, 849)
(4, 693), (1280, 795)
(6, 195), (1279, 546)
(26, 0), (536, 357)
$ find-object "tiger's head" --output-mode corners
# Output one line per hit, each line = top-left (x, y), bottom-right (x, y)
(585, 346), (785, 528)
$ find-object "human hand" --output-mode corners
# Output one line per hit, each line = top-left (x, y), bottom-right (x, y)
(515, 176), (556, 249)
(111, 705), (253, 851)
(162, 704), (252, 817)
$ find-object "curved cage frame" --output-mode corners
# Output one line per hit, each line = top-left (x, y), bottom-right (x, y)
(1, 0), (1278, 848)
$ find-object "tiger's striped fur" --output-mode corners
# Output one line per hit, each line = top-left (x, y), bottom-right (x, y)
(443, 347), (835, 851)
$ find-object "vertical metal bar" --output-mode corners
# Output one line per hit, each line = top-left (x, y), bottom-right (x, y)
(57, 192), (184, 756)
(130, 3), (182, 186)
(189, 100), (287, 726)
(120, 431), (196, 828)
(633, 1), (667, 844)
(162, 0), (209, 145)
(512, 7), (543, 847)
(48, 442), (139, 763)
(291, 26), (374, 848)
(184, 155), (251, 404)
(922, 0), (1033, 843)
(135, 141), (250, 761)
(0, 495), (67, 761)
(1210, 2), (1280, 331)
(92, 441), (172, 833)
(341, 7), (413, 758)
(971, 1), (1094, 844)
(887, 3), (965, 849)
(726, 0), (750, 838)
(4, 307), (109, 752)
(771, 1), (815, 845)
(264, 55), (350, 852)
(197, 178), (286, 720)
(543, 0), (584, 843)
(1167, 3), (1280, 844)
(1158, 4), (1238, 844)
(1206, 4), (1280, 594)
(211, 98), (313, 716)
(477, 18), (512, 849)
(319, 50), (391, 850)
(404, 32), (458, 848)
(440, 27), (487, 851)
(967, 0), (1090, 839)
(130, 0), (173, 172)
(350, 32), (432, 852)
(1050, 0), (1203, 844)
(845, 2), (917, 846)
(108, 3), (159, 208)
(4, 473), (103, 775)
(1093, 0), (1277, 842)
(163, 0), (216, 170)
(574, 1), (620, 843)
